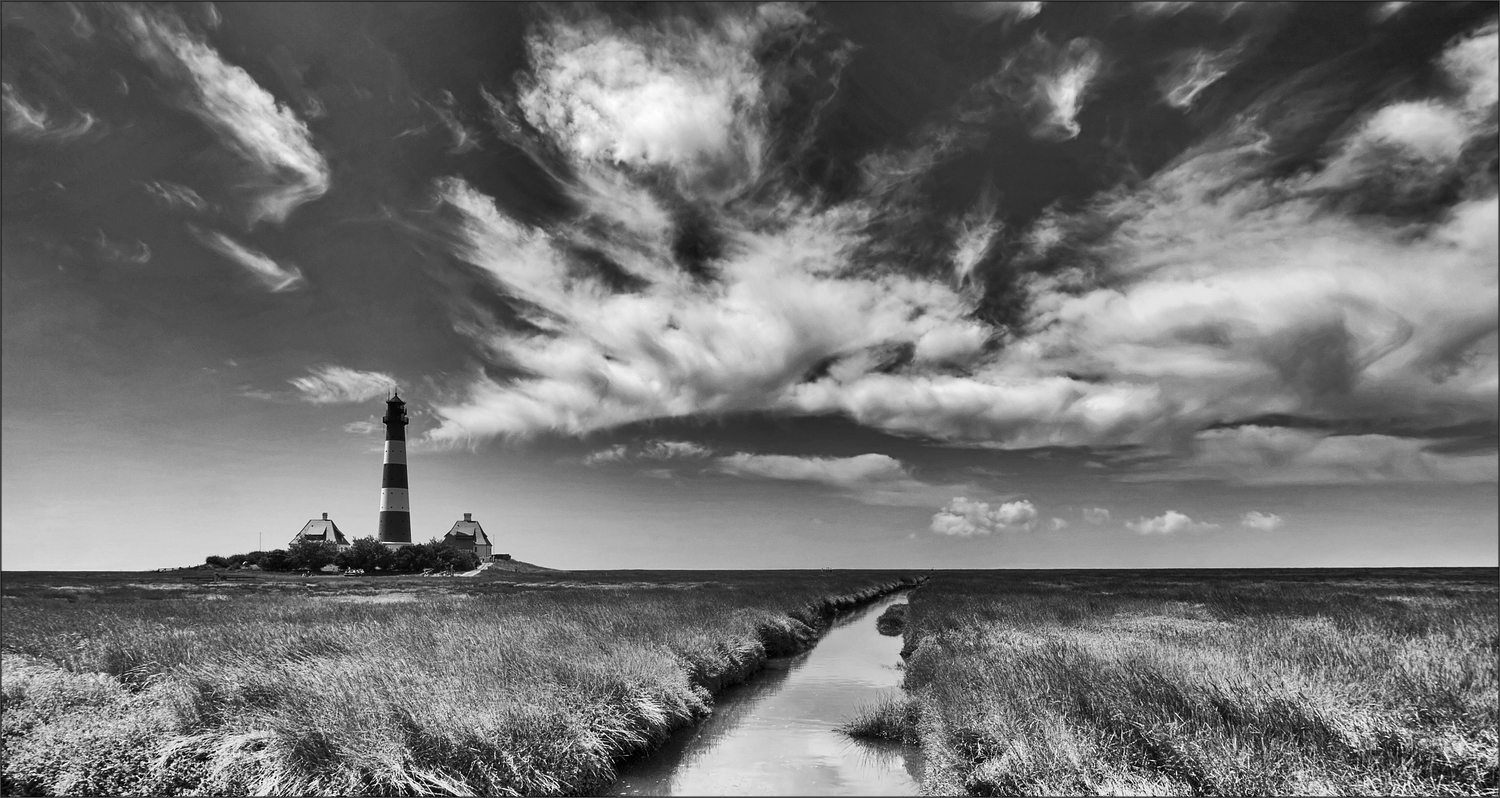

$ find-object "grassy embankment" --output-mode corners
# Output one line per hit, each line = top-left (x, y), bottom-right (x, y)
(2, 568), (917, 796)
(842, 568), (1498, 795)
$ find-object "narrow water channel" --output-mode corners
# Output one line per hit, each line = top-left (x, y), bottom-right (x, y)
(608, 591), (921, 796)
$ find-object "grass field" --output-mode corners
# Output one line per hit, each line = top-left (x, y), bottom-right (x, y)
(1, 568), (916, 796)
(845, 568), (1498, 796)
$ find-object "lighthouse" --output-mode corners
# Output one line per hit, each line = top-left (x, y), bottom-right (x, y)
(377, 392), (412, 545)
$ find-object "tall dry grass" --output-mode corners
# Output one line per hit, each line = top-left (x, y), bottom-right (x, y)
(1, 570), (915, 795)
(879, 569), (1498, 796)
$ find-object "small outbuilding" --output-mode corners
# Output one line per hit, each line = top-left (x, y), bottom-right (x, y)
(291, 513), (351, 550)
(442, 513), (493, 561)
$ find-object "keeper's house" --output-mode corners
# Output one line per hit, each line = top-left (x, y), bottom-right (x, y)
(442, 513), (494, 561)
(291, 513), (351, 550)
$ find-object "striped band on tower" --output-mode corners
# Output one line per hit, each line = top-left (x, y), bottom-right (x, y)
(377, 392), (412, 544)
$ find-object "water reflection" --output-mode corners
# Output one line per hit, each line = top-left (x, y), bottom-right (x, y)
(608, 592), (922, 796)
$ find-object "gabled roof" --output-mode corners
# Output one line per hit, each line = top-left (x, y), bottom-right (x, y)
(294, 518), (349, 546)
(443, 519), (491, 547)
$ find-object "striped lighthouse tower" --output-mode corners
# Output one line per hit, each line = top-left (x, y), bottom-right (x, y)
(377, 392), (412, 545)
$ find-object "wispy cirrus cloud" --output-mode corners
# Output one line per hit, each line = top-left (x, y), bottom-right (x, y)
(715, 452), (909, 487)
(1128, 426), (1498, 485)
(582, 439), (714, 466)
(982, 34), (1106, 141)
(111, 4), (328, 226)
(189, 227), (305, 292)
(2, 83), (101, 142)
(1158, 45), (1243, 109)
(289, 366), (398, 405)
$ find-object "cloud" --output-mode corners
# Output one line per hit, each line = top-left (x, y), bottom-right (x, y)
(1158, 46), (1242, 109)
(190, 227), (305, 292)
(141, 180), (211, 214)
(1034, 38), (1104, 140)
(949, 2), (1043, 24)
(427, 174), (991, 442)
(644, 440), (714, 460)
(1049, 517), (1069, 531)
(985, 35), (1106, 141)
(420, 7), (1494, 492)
(1240, 511), (1285, 531)
(1001, 24), (1498, 465)
(716, 453), (909, 487)
(582, 439), (713, 466)
(517, 7), (796, 189)
(582, 444), (629, 467)
(1442, 18), (1498, 114)
(930, 498), (1039, 536)
(1130, 425), (1498, 485)
(2, 83), (100, 142)
(1125, 510), (1218, 535)
(113, 5), (328, 226)
(91, 231), (151, 265)
(343, 420), (383, 436)
(1082, 507), (1111, 524)
(289, 366), (398, 405)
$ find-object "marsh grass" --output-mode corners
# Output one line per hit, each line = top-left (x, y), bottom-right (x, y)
(1, 570), (915, 796)
(876, 602), (909, 636)
(891, 568), (1499, 796)
(841, 693), (920, 744)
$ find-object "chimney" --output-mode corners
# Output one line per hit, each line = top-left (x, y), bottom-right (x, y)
(322, 513), (328, 520)
(463, 513), (472, 522)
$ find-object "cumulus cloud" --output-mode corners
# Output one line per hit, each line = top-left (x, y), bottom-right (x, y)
(1082, 507), (1111, 524)
(112, 5), (328, 225)
(582, 444), (629, 466)
(1125, 510), (1219, 535)
(1049, 517), (1069, 530)
(1240, 511), (1285, 531)
(516, 7), (796, 190)
(290, 366), (399, 405)
(930, 498), (1040, 536)
(1442, 18), (1498, 114)
(190, 227), (305, 291)
(716, 453), (909, 487)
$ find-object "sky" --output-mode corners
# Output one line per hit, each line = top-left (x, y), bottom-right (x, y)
(3, 1), (1496, 571)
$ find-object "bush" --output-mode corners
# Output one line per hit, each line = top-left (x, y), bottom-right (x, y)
(335, 538), (395, 572)
(257, 549), (293, 572)
(287, 539), (339, 571)
(204, 556), (229, 569)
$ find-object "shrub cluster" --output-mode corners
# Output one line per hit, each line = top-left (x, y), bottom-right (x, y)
(203, 537), (479, 573)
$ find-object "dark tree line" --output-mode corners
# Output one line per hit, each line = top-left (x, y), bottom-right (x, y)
(205, 537), (480, 573)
